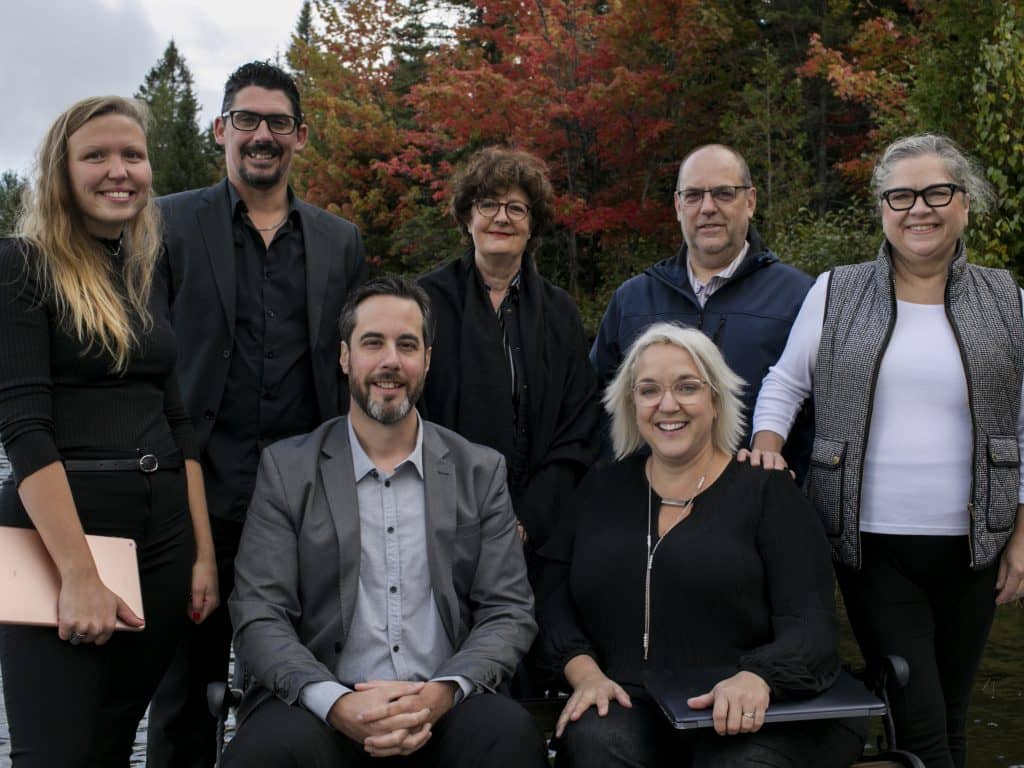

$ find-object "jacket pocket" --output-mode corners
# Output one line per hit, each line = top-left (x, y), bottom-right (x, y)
(986, 435), (1019, 533)
(807, 436), (847, 538)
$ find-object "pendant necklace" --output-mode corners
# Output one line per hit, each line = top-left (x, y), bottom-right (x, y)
(642, 457), (710, 660)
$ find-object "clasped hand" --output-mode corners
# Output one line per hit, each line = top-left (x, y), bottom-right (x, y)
(328, 680), (456, 757)
(686, 670), (771, 735)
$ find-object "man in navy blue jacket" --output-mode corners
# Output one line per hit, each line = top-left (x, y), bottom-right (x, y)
(590, 144), (814, 477)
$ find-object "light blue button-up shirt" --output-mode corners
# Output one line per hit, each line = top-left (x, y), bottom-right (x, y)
(299, 416), (471, 723)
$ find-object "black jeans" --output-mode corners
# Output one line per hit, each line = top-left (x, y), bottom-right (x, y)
(836, 533), (998, 768)
(555, 691), (865, 768)
(0, 469), (193, 767)
(147, 515), (244, 768)
(222, 692), (549, 768)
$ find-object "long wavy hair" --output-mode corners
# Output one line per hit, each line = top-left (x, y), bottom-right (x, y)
(16, 96), (161, 372)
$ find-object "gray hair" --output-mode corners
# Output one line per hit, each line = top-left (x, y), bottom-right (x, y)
(603, 323), (747, 459)
(871, 133), (995, 213)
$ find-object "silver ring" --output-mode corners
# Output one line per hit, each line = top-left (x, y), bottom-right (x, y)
(69, 632), (84, 645)
(742, 711), (755, 719)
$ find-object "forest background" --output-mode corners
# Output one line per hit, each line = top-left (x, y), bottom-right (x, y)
(3, 0), (1024, 336)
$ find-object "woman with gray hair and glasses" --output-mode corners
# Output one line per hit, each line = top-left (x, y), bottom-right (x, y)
(540, 323), (863, 767)
(750, 133), (1024, 767)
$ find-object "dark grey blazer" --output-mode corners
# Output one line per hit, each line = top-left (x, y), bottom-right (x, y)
(157, 179), (367, 451)
(229, 416), (537, 725)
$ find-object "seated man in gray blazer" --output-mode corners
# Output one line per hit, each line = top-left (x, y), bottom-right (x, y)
(224, 277), (547, 767)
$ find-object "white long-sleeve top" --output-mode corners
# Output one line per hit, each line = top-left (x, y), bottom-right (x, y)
(753, 273), (1024, 535)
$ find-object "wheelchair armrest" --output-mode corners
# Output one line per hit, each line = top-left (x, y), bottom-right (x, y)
(881, 655), (910, 689)
(207, 681), (243, 719)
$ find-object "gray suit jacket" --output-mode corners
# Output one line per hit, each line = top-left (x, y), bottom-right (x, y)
(229, 416), (537, 725)
(157, 180), (367, 451)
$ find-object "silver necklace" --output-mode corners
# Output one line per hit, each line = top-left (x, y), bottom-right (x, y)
(643, 460), (707, 660)
(252, 212), (288, 232)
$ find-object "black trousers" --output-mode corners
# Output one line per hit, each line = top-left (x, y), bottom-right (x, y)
(0, 469), (193, 767)
(554, 690), (865, 768)
(147, 515), (243, 768)
(836, 533), (998, 768)
(222, 692), (549, 768)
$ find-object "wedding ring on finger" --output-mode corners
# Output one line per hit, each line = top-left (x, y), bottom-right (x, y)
(68, 631), (85, 645)
(742, 711), (755, 719)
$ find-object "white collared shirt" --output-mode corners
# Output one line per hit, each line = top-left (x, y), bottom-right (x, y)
(686, 241), (750, 307)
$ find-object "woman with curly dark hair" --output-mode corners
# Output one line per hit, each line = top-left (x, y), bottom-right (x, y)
(418, 146), (600, 588)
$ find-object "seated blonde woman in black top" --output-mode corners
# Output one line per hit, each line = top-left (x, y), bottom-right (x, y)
(540, 323), (864, 767)
(0, 96), (217, 767)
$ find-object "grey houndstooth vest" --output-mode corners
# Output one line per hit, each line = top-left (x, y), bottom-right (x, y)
(809, 241), (1024, 569)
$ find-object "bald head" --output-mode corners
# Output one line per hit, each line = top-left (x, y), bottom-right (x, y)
(676, 144), (752, 190)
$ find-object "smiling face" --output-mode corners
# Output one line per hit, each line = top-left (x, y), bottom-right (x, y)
(880, 153), (969, 270)
(468, 185), (532, 266)
(340, 295), (431, 426)
(633, 343), (717, 466)
(675, 146), (756, 280)
(66, 113), (152, 239)
(215, 85), (307, 193)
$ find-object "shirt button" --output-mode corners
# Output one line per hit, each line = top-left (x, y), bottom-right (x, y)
(204, 410), (215, 421)
(393, 644), (400, 653)
(221, 349), (231, 359)
(264, 270), (271, 279)
(371, 469), (379, 478)
(387, 526), (394, 534)
(266, 309), (276, 319)
(266, 350), (275, 359)
(389, 586), (397, 594)
(384, 480), (391, 488)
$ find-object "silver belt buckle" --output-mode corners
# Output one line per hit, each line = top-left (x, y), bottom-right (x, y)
(139, 454), (159, 473)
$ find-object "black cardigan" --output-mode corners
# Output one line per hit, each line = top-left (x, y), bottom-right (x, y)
(418, 251), (601, 549)
(540, 455), (841, 700)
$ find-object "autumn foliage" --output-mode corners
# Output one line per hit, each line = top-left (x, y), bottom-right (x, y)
(283, 0), (1024, 331)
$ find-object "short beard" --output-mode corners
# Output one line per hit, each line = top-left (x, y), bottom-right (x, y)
(239, 165), (283, 190)
(352, 376), (424, 425)
(238, 142), (284, 190)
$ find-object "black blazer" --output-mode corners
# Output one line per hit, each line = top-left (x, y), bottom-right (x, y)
(157, 180), (367, 450)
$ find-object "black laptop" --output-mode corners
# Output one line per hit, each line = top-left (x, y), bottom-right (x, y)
(644, 667), (886, 729)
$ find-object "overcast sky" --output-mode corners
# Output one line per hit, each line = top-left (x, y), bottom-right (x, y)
(1, 0), (306, 175)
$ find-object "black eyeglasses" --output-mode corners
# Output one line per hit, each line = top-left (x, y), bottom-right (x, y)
(880, 183), (964, 211)
(676, 186), (752, 207)
(474, 199), (531, 221)
(222, 110), (301, 135)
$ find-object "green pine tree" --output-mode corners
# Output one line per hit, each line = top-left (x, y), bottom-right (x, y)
(0, 170), (26, 235)
(136, 40), (219, 195)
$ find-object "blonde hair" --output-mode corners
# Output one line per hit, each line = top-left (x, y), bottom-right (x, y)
(603, 323), (747, 459)
(16, 96), (161, 372)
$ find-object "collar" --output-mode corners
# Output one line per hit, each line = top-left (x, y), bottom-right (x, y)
(346, 413), (425, 481)
(686, 240), (750, 290)
(227, 181), (299, 221)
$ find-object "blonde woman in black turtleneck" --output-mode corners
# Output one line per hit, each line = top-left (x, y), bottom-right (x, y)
(0, 96), (217, 767)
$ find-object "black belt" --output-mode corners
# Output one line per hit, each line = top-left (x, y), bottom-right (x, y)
(64, 451), (184, 474)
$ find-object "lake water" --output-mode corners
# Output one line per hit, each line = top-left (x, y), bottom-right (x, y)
(0, 439), (1020, 765)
